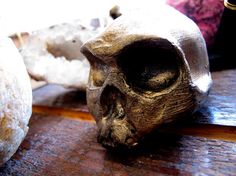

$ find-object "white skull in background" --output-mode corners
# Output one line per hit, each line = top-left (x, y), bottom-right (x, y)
(81, 4), (212, 148)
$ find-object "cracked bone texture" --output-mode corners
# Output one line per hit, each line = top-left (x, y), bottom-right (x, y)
(81, 4), (212, 148)
(0, 38), (32, 165)
(20, 18), (110, 90)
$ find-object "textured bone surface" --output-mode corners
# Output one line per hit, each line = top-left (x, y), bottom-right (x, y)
(20, 18), (109, 90)
(81, 4), (212, 148)
(0, 38), (32, 165)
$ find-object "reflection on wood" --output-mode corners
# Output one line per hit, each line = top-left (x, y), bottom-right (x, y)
(193, 69), (236, 126)
(158, 123), (236, 142)
(1, 114), (236, 176)
(33, 105), (93, 121)
(33, 84), (88, 112)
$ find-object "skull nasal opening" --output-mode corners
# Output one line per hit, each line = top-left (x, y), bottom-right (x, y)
(100, 85), (126, 119)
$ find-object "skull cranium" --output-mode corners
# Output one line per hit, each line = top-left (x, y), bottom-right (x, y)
(81, 4), (212, 148)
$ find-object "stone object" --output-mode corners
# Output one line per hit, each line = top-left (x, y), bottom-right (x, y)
(0, 38), (32, 165)
(20, 18), (109, 90)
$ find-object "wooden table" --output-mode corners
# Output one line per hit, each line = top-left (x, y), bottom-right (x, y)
(0, 69), (236, 176)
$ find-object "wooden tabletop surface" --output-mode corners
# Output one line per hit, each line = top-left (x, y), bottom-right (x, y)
(0, 68), (236, 176)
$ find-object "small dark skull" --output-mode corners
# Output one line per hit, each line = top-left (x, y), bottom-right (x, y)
(81, 4), (212, 148)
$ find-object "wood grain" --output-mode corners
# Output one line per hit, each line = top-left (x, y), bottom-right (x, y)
(1, 113), (236, 176)
(193, 69), (236, 126)
(33, 84), (88, 112)
(33, 105), (93, 121)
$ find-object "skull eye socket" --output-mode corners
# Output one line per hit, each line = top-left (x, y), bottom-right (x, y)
(117, 39), (180, 92)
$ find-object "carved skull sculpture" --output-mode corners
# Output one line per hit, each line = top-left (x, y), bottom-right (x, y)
(81, 4), (212, 148)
